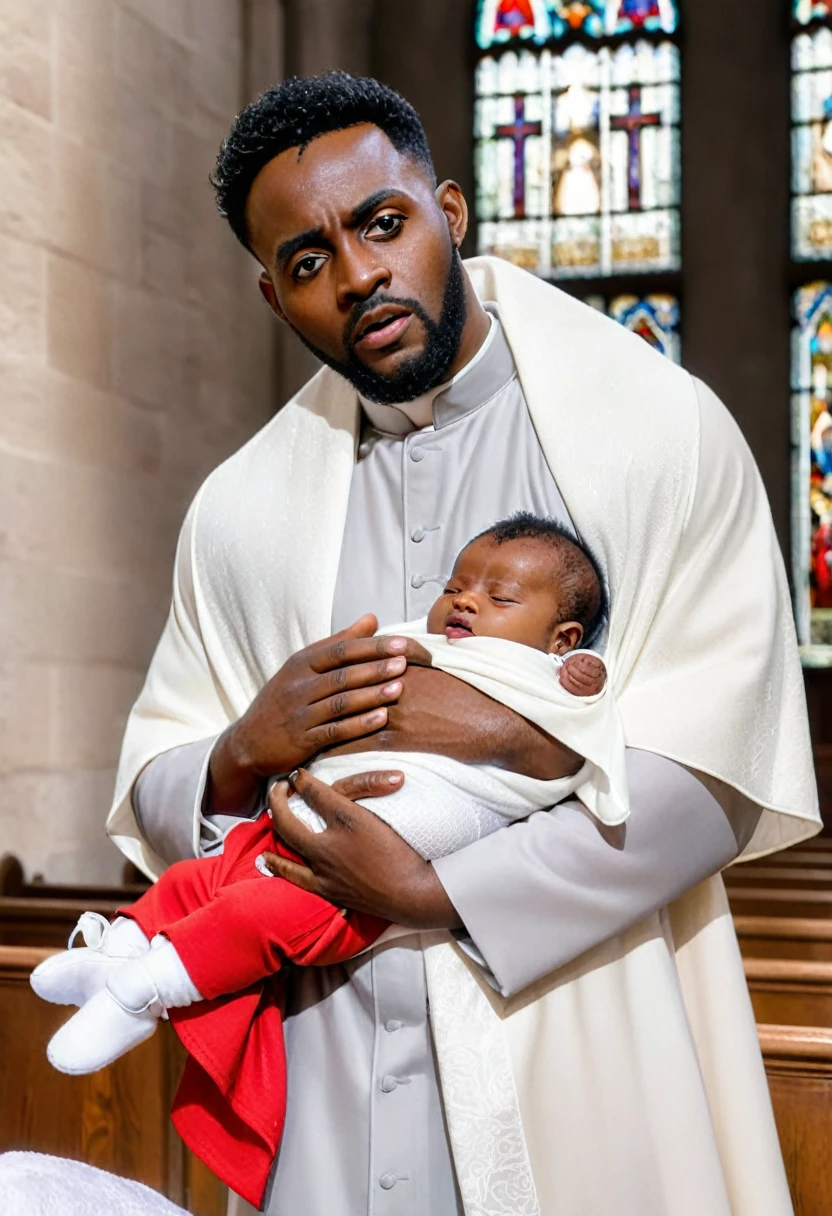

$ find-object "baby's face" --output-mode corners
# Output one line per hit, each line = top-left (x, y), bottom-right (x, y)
(426, 535), (582, 655)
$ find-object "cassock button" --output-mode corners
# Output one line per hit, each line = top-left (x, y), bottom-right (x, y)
(385, 1019), (404, 1032)
(381, 1074), (399, 1093)
(409, 447), (426, 462)
(379, 1173), (398, 1190)
(411, 574), (425, 589)
(411, 527), (425, 543)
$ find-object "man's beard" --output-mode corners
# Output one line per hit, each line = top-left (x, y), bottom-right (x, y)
(289, 247), (468, 405)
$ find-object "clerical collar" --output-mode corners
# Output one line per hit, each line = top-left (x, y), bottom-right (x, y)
(358, 304), (516, 436)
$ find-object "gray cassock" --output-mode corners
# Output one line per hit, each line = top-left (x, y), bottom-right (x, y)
(134, 312), (758, 1215)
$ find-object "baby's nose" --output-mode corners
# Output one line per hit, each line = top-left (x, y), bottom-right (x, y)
(453, 593), (477, 613)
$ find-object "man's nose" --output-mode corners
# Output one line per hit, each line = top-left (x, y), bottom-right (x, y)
(336, 241), (391, 307)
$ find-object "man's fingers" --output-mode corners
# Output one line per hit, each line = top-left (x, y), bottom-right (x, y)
(307, 633), (409, 675)
(304, 681), (403, 729)
(326, 613), (379, 643)
(404, 639), (434, 667)
(260, 850), (318, 893)
(332, 770), (404, 801)
(308, 656), (407, 699)
(269, 780), (327, 853)
(290, 767), (367, 830)
(305, 708), (389, 751)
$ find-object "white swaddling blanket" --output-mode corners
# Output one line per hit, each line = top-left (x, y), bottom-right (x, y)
(288, 621), (628, 855)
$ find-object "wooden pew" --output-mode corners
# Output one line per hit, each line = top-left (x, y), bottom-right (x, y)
(0, 854), (149, 948)
(735, 916), (832, 962)
(744, 955), (832, 1027)
(760, 1024), (832, 1216)
(0, 944), (226, 1216)
(729, 888), (832, 919)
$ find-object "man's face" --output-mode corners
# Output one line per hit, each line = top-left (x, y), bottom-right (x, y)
(246, 125), (468, 403)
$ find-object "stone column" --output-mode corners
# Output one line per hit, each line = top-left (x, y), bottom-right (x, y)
(0, 0), (277, 881)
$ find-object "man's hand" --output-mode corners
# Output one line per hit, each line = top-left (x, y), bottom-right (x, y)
(262, 769), (464, 930)
(207, 615), (431, 816)
(328, 665), (583, 781)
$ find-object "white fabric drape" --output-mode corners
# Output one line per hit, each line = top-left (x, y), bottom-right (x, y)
(107, 256), (818, 1214)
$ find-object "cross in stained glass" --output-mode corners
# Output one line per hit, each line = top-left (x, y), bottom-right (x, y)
(496, 96), (543, 217)
(610, 87), (661, 210)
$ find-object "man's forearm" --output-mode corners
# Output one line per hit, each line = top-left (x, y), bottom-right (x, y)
(433, 750), (758, 998)
(133, 735), (266, 866)
(328, 666), (579, 780)
(133, 738), (217, 864)
(206, 725), (265, 817)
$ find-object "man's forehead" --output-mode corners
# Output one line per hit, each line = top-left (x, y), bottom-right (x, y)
(246, 124), (421, 248)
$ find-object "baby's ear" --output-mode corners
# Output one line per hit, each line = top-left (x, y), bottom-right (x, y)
(549, 622), (584, 655)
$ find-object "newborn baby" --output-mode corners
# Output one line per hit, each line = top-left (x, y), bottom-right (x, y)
(31, 513), (622, 1208)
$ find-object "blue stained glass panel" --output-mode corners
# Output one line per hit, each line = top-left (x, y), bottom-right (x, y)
(609, 292), (680, 361)
(611, 0), (678, 37)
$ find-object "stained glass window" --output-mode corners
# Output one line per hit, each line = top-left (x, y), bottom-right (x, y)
(792, 6), (832, 663)
(792, 25), (832, 260)
(792, 282), (832, 663)
(585, 292), (680, 362)
(476, 1), (679, 49)
(475, 39), (680, 280)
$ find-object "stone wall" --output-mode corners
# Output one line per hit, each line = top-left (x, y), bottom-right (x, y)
(0, 0), (281, 881)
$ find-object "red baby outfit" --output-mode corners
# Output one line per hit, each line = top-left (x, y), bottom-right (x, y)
(120, 815), (387, 1208)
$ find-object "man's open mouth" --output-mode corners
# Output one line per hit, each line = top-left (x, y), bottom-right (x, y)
(353, 308), (413, 351)
(445, 616), (474, 639)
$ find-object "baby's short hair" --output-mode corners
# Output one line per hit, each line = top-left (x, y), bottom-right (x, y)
(474, 512), (607, 638)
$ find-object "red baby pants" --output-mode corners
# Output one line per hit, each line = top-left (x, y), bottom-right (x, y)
(120, 815), (388, 1208)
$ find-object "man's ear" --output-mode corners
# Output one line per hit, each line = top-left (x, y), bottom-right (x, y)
(258, 271), (286, 322)
(549, 622), (584, 655)
(435, 179), (469, 249)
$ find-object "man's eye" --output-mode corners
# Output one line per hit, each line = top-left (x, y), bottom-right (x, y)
(367, 214), (404, 238)
(292, 254), (327, 281)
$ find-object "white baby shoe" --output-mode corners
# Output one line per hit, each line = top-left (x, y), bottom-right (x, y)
(46, 959), (161, 1075)
(30, 912), (150, 1009)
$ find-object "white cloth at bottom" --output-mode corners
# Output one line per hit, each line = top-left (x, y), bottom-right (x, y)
(0, 1153), (187, 1216)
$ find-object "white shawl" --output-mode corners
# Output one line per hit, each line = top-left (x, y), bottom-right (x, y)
(107, 256), (819, 1215)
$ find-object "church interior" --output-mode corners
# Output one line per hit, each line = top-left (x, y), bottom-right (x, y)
(3, 0), (832, 1211)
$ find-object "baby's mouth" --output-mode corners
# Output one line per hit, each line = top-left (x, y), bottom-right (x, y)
(445, 615), (475, 639)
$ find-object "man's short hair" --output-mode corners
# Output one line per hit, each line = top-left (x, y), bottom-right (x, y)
(212, 71), (437, 250)
(475, 512), (608, 638)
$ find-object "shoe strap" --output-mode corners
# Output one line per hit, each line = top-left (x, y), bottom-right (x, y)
(68, 911), (111, 951)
